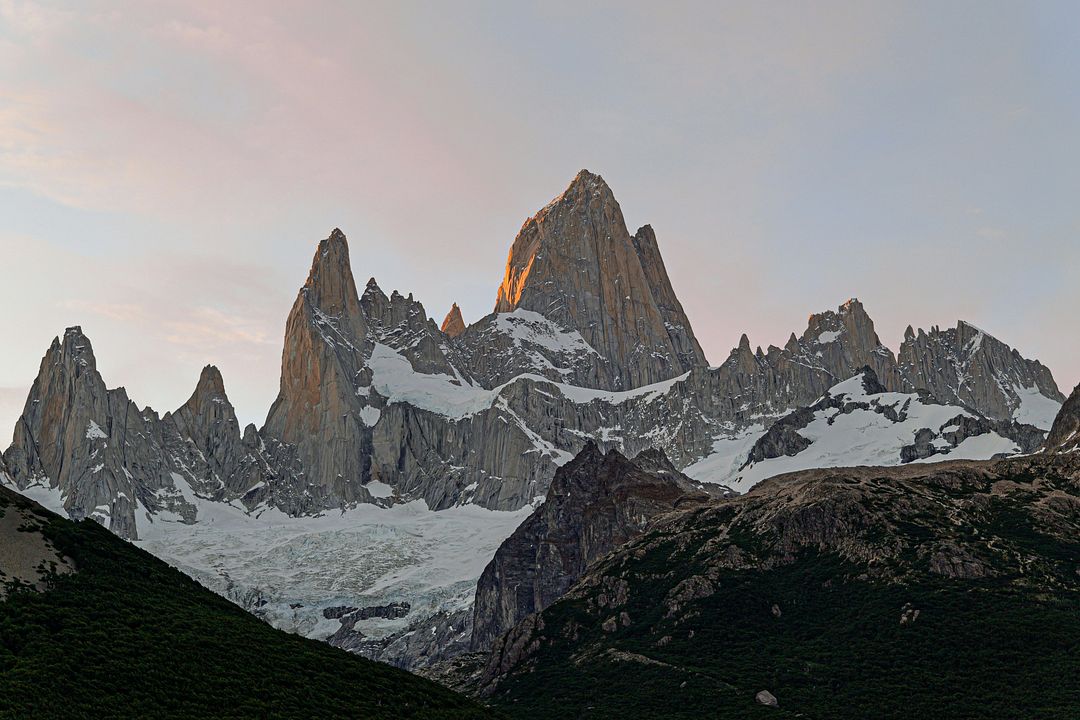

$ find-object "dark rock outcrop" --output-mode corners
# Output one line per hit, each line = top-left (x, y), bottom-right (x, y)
(470, 442), (717, 651)
(472, 452), (1080, 701)
(1044, 383), (1080, 453)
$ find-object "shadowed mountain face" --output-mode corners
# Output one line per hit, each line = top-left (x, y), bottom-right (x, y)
(471, 442), (725, 652)
(1044, 383), (1080, 453)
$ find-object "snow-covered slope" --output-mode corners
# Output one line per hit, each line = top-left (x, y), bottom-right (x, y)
(14, 470), (533, 654)
(685, 370), (1022, 493)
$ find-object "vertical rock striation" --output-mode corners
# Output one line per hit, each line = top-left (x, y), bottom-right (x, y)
(898, 321), (1064, 426)
(487, 170), (707, 390)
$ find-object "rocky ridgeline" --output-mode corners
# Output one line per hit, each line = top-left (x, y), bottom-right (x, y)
(0, 329), (306, 539)
(898, 321), (1063, 421)
(0, 170), (1066, 541)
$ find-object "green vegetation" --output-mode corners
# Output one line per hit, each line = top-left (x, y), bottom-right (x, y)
(484, 459), (1080, 720)
(0, 489), (496, 720)
(490, 551), (1080, 719)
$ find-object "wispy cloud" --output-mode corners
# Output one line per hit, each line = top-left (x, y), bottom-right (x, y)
(163, 306), (274, 349)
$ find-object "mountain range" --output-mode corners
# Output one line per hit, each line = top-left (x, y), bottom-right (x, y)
(0, 170), (1068, 671)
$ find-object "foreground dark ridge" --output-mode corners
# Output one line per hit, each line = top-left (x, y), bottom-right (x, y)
(0, 486), (495, 719)
(444, 450), (1080, 719)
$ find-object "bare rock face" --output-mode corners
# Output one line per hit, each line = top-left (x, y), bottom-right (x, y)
(0, 328), (301, 539)
(795, 298), (900, 390)
(441, 303), (466, 338)
(1044, 384), (1080, 453)
(262, 230), (376, 508)
(263, 229), (481, 510)
(629, 224), (707, 373)
(898, 321), (1063, 426)
(470, 442), (717, 652)
(1, 327), (181, 539)
(166, 365), (243, 493)
(488, 170), (706, 390)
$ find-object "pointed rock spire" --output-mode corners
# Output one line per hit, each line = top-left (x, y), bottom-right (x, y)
(264, 230), (373, 504)
(491, 169), (706, 390)
(631, 224), (707, 370)
(171, 365), (242, 487)
(302, 228), (361, 317)
(441, 303), (466, 338)
(4, 328), (159, 539)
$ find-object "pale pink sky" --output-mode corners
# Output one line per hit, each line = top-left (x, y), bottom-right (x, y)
(1, 1), (1078, 432)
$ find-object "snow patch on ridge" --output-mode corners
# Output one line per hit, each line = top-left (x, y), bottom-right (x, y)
(368, 340), (689, 420)
(684, 373), (1020, 494)
(816, 330), (842, 344)
(1011, 383), (1061, 431)
(491, 309), (600, 358)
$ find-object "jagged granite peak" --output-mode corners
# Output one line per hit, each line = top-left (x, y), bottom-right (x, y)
(797, 298), (901, 390)
(4, 327), (180, 539)
(489, 169), (706, 390)
(1, 328), (304, 539)
(167, 365), (243, 492)
(263, 230), (376, 507)
(303, 228), (362, 319)
(441, 303), (466, 338)
(898, 320), (1063, 427)
(470, 441), (716, 652)
(1043, 384), (1080, 453)
(264, 230), (478, 511)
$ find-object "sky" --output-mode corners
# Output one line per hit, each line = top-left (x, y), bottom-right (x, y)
(1, 1), (1078, 433)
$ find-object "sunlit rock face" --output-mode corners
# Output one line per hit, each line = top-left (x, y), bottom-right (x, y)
(441, 303), (466, 338)
(487, 169), (707, 391)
